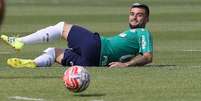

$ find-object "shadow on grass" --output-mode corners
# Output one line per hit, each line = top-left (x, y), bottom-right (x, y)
(145, 64), (177, 68)
(74, 93), (106, 97)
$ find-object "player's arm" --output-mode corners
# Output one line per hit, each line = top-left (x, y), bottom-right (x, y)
(125, 52), (152, 66)
(108, 52), (152, 68)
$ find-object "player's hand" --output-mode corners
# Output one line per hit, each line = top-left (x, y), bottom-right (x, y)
(108, 62), (128, 68)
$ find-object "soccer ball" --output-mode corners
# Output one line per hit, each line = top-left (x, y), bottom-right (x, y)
(63, 66), (90, 93)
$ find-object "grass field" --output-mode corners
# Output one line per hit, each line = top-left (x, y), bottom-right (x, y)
(1, 0), (201, 101)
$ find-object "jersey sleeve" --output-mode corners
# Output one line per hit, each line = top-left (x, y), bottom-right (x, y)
(139, 29), (153, 54)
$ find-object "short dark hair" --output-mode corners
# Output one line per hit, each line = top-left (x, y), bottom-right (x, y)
(130, 3), (150, 17)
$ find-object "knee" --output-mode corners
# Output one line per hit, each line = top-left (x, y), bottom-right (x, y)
(63, 21), (72, 26)
(55, 48), (65, 64)
(56, 21), (72, 29)
(60, 21), (73, 40)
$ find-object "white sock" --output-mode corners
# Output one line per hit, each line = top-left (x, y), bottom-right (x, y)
(34, 48), (55, 67)
(19, 22), (64, 44)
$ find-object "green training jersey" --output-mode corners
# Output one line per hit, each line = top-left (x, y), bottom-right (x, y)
(99, 28), (153, 66)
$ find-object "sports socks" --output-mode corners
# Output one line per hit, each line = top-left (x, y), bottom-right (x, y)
(19, 22), (64, 44)
(34, 48), (55, 67)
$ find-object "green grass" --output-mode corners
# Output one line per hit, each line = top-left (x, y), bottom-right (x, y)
(1, 67), (201, 101)
(1, 0), (201, 101)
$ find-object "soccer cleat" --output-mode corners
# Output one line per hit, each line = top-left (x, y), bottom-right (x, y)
(7, 58), (37, 68)
(0, 34), (24, 50)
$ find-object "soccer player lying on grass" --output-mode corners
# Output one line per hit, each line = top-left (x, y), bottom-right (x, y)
(1, 3), (153, 68)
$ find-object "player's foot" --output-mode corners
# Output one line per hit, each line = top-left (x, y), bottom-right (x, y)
(0, 34), (24, 50)
(7, 58), (37, 68)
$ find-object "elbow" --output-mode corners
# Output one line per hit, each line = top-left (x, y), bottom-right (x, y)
(143, 52), (153, 64)
(147, 55), (153, 63)
(145, 56), (152, 65)
(147, 57), (152, 64)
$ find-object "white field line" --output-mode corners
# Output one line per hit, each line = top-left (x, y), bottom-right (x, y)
(182, 49), (201, 52)
(0, 51), (12, 54)
(90, 100), (104, 101)
(8, 96), (45, 101)
(190, 66), (201, 68)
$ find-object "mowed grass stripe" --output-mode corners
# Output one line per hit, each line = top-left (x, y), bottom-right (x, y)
(7, 6), (128, 16)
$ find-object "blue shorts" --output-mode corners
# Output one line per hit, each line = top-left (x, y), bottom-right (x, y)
(61, 25), (101, 66)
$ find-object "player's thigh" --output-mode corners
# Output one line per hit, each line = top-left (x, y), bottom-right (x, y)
(55, 48), (65, 64)
(67, 25), (95, 48)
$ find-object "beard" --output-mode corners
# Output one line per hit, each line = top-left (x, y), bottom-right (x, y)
(129, 19), (146, 29)
(129, 23), (144, 29)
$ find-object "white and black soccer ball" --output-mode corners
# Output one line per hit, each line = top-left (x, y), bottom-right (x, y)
(63, 66), (90, 93)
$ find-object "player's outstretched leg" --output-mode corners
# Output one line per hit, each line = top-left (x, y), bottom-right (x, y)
(0, 21), (65, 51)
(7, 47), (56, 68)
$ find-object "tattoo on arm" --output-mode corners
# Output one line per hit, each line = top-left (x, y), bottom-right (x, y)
(125, 54), (152, 66)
